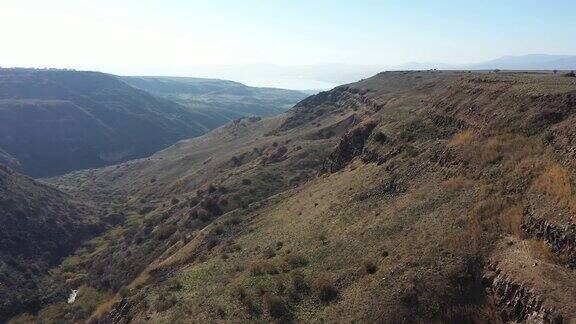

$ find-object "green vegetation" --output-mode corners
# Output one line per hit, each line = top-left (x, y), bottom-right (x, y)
(121, 76), (307, 120)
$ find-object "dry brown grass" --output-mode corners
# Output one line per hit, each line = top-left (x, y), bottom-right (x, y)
(468, 196), (505, 252)
(442, 176), (474, 191)
(534, 163), (576, 214)
(499, 203), (525, 237)
(471, 135), (540, 168)
(528, 239), (556, 262)
(449, 130), (478, 146)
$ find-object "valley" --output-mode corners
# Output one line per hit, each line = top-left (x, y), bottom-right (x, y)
(3, 71), (575, 322)
(0, 69), (306, 177)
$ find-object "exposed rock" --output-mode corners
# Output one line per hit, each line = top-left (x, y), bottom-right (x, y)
(320, 121), (377, 173)
(484, 261), (563, 323)
(522, 215), (576, 268)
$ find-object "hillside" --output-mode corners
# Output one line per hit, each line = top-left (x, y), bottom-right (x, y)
(0, 69), (216, 177)
(120, 76), (308, 121)
(0, 165), (105, 322)
(14, 71), (576, 323)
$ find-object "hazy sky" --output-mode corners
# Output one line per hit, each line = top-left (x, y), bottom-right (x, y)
(1, 0), (576, 73)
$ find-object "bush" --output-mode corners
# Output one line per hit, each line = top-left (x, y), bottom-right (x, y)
(363, 259), (378, 274)
(283, 253), (308, 270)
(154, 224), (176, 240)
(264, 293), (290, 319)
(198, 209), (211, 222)
(313, 277), (338, 302)
(372, 131), (387, 144)
(290, 270), (309, 294)
(564, 71), (576, 77)
(248, 260), (277, 276)
(263, 246), (276, 259)
(155, 294), (177, 312)
(241, 294), (261, 316)
(242, 178), (252, 186)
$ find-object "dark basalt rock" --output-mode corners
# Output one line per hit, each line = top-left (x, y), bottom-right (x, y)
(320, 121), (377, 173)
(522, 215), (576, 268)
(484, 261), (563, 324)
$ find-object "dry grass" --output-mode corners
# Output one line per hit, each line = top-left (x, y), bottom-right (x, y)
(449, 130), (478, 146)
(528, 239), (556, 262)
(499, 203), (525, 237)
(471, 135), (540, 168)
(468, 196), (505, 252)
(442, 176), (475, 191)
(534, 163), (576, 214)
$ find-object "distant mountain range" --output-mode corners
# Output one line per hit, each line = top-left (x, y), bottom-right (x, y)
(150, 54), (576, 90)
(396, 54), (576, 71)
(0, 69), (307, 177)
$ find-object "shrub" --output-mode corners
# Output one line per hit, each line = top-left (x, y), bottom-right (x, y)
(263, 293), (290, 319)
(275, 241), (284, 250)
(241, 294), (261, 316)
(283, 253), (308, 270)
(313, 277), (338, 302)
(155, 294), (177, 312)
(166, 279), (182, 291)
(198, 209), (211, 222)
(171, 197), (179, 205)
(242, 178), (252, 186)
(290, 270), (308, 294)
(564, 71), (576, 77)
(154, 224), (176, 240)
(263, 246), (276, 259)
(363, 259), (378, 274)
(188, 197), (199, 207)
(248, 260), (277, 276)
(372, 131), (387, 144)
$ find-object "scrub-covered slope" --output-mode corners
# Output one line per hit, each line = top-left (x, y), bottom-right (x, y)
(0, 165), (102, 322)
(32, 71), (576, 323)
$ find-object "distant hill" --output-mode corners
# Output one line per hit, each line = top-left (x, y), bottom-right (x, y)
(0, 69), (306, 177)
(468, 54), (576, 70)
(0, 165), (103, 321)
(121, 76), (308, 120)
(392, 54), (576, 71)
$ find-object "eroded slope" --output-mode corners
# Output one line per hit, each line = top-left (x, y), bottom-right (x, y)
(31, 71), (576, 323)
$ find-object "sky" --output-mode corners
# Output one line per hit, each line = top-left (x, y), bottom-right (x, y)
(1, 0), (576, 88)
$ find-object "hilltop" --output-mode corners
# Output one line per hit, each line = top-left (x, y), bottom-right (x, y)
(8, 71), (576, 323)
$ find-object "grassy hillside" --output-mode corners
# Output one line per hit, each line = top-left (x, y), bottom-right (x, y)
(121, 76), (308, 122)
(15, 71), (576, 323)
